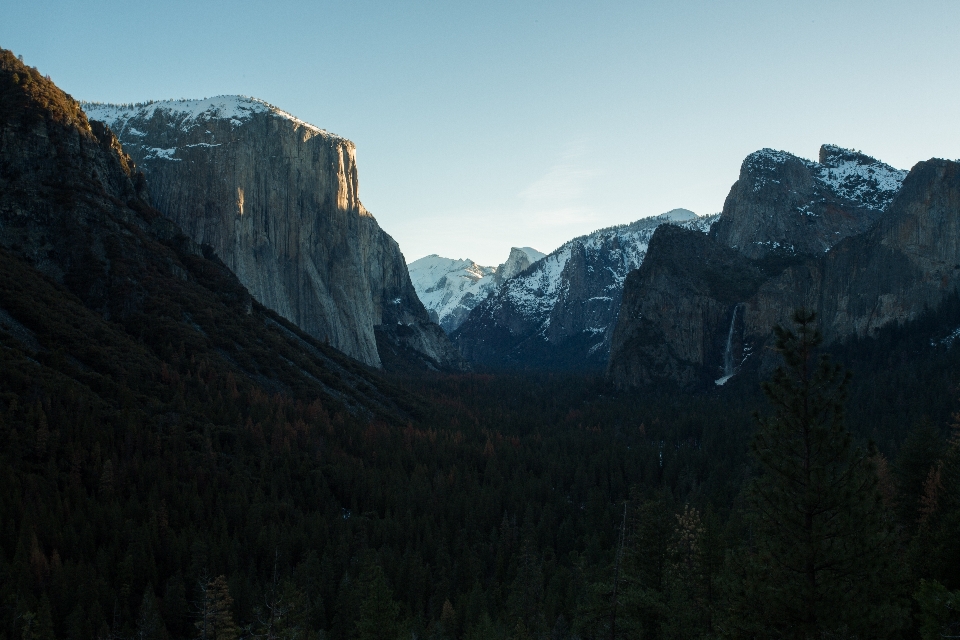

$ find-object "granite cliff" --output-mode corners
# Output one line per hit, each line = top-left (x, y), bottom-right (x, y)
(453, 210), (716, 370)
(608, 149), (960, 388)
(82, 97), (462, 370)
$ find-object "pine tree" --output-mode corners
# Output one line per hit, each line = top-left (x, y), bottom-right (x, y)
(621, 490), (673, 640)
(355, 565), (403, 640)
(508, 533), (544, 636)
(734, 309), (907, 638)
(196, 575), (238, 640)
(20, 595), (55, 640)
(136, 585), (167, 640)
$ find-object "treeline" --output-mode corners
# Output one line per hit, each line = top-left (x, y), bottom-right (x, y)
(2, 300), (960, 639)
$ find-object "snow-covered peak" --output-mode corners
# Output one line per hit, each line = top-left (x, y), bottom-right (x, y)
(409, 255), (494, 288)
(743, 148), (797, 172)
(81, 95), (340, 140)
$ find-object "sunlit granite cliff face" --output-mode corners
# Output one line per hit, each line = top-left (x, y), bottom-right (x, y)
(83, 97), (462, 370)
(608, 147), (960, 388)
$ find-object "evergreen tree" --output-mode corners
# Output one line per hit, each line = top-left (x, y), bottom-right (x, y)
(732, 310), (907, 638)
(508, 534), (544, 637)
(20, 596), (55, 640)
(355, 565), (403, 640)
(621, 490), (673, 640)
(196, 575), (239, 640)
(135, 586), (167, 640)
(914, 579), (960, 640)
(662, 504), (711, 640)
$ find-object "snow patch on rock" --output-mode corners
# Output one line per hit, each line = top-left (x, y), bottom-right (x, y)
(744, 145), (906, 211)
(82, 95), (340, 141)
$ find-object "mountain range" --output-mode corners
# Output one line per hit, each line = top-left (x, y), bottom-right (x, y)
(74, 87), (960, 392)
(450, 209), (716, 369)
(608, 145), (960, 388)
(408, 246), (545, 333)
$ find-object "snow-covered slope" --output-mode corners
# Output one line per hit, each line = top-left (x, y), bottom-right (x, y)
(409, 246), (545, 333)
(83, 96), (336, 141)
(453, 210), (718, 369)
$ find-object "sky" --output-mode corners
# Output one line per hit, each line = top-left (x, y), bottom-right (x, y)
(3, 0), (960, 266)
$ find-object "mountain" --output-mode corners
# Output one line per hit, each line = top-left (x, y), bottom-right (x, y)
(710, 144), (907, 259)
(608, 146), (960, 388)
(452, 210), (717, 369)
(0, 48), (415, 417)
(81, 96), (462, 371)
(408, 246), (544, 333)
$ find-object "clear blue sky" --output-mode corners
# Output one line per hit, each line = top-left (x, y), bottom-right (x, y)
(4, 1), (959, 266)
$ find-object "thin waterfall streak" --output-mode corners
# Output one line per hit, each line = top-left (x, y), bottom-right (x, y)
(723, 305), (739, 378)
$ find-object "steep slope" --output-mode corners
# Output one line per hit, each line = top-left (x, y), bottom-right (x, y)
(0, 48), (414, 418)
(81, 97), (461, 370)
(608, 158), (960, 388)
(710, 145), (907, 259)
(408, 247), (544, 333)
(453, 210), (716, 369)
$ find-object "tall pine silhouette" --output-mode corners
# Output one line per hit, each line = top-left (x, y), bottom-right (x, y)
(731, 310), (906, 639)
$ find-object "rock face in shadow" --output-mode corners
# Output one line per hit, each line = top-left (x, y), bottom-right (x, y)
(607, 225), (769, 387)
(710, 145), (906, 259)
(82, 97), (462, 370)
(607, 156), (960, 388)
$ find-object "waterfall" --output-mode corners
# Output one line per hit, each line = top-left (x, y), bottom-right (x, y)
(716, 305), (740, 385)
(723, 305), (739, 377)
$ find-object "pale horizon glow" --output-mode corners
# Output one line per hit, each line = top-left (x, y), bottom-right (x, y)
(3, 1), (959, 266)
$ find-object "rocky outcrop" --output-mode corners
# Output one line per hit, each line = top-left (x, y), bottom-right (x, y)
(494, 247), (544, 286)
(408, 247), (545, 334)
(453, 210), (716, 370)
(608, 157), (960, 388)
(710, 145), (906, 259)
(82, 97), (462, 370)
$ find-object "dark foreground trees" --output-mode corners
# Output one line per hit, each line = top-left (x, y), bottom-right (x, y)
(724, 310), (907, 638)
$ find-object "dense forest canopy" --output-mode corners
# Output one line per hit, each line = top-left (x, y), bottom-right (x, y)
(3, 296), (960, 639)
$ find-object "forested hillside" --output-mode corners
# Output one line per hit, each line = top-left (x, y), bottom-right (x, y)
(4, 295), (960, 639)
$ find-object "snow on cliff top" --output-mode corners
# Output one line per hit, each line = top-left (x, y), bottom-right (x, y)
(81, 95), (340, 140)
(745, 145), (907, 210)
(515, 247), (547, 262)
(657, 208), (698, 222)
